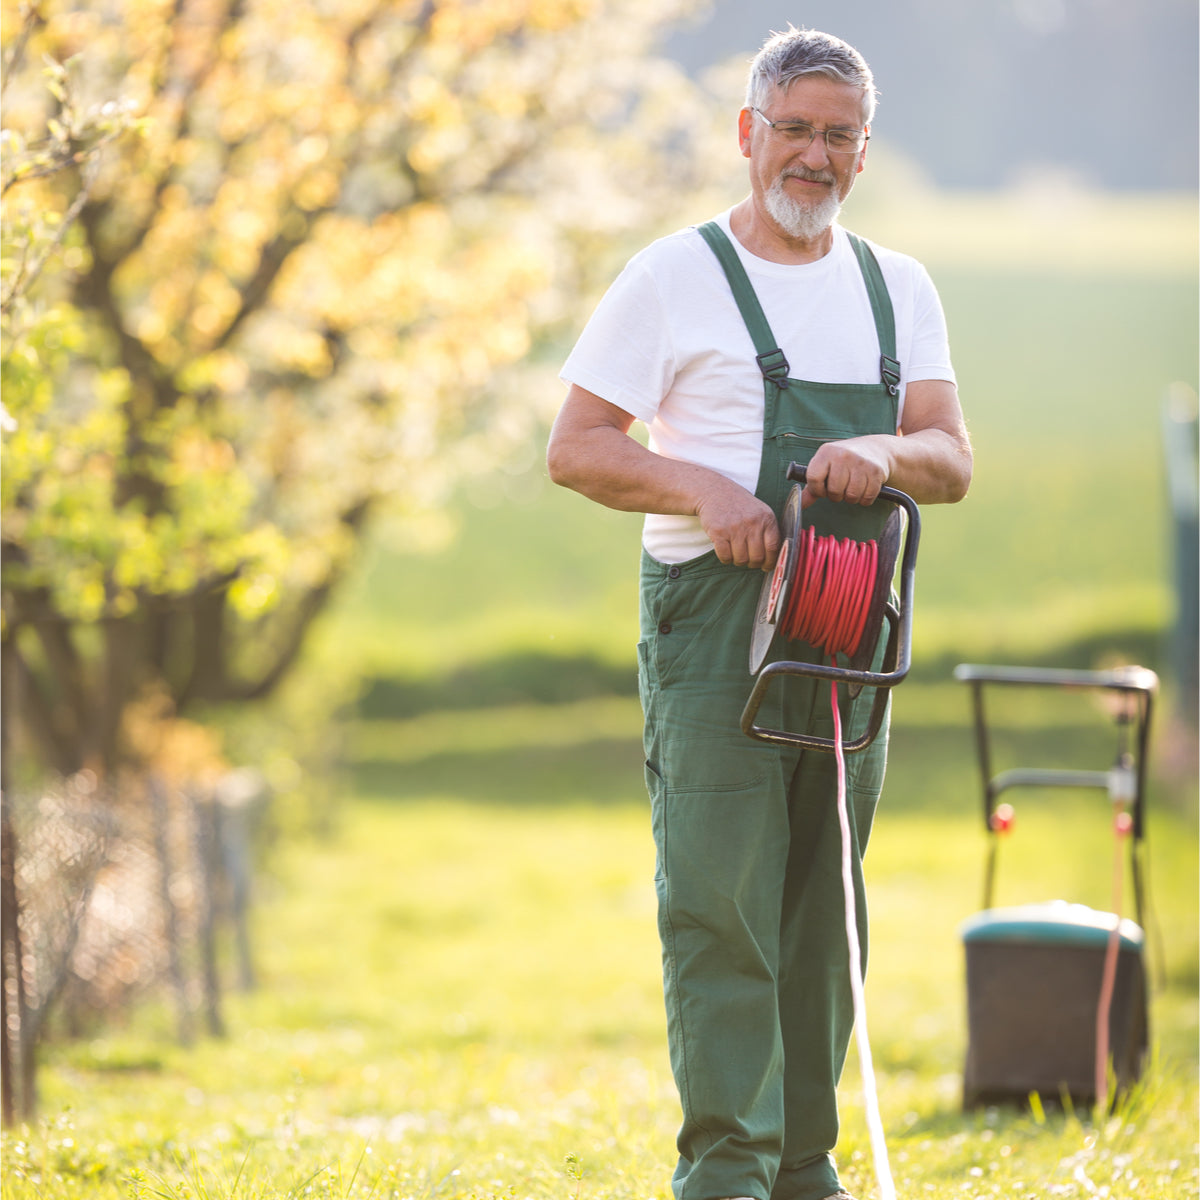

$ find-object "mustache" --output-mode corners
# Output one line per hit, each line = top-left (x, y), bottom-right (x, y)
(781, 167), (836, 185)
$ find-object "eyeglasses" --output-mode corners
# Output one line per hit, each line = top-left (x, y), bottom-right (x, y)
(749, 107), (869, 155)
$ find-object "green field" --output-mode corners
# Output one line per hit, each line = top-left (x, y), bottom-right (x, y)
(5, 783), (1197, 1198)
(4, 199), (1198, 1198)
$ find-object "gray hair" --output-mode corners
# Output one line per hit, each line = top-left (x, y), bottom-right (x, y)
(745, 27), (877, 124)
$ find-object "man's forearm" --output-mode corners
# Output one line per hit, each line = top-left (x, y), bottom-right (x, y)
(547, 420), (711, 516)
(547, 399), (781, 568)
(884, 428), (973, 504)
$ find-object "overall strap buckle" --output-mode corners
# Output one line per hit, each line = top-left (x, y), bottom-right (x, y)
(757, 347), (791, 385)
(880, 354), (901, 396)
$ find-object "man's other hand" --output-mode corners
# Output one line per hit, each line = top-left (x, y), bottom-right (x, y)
(694, 478), (781, 570)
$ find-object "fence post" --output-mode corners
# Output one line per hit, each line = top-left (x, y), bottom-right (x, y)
(192, 788), (226, 1038)
(1162, 382), (1199, 723)
(0, 630), (33, 1126)
(150, 774), (194, 1047)
(215, 768), (267, 993)
(0, 792), (26, 1126)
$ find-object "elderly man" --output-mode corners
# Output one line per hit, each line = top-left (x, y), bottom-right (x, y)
(547, 27), (971, 1200)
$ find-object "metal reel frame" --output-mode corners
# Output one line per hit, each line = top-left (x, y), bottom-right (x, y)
(741, 462), (921, 753)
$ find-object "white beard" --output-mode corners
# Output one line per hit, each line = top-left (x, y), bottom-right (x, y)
(764, 174), (843, 241)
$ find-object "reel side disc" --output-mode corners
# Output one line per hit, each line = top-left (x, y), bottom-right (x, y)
(750, 483), (802, 674)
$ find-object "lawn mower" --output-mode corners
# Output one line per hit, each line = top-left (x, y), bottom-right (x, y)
(954, 662), (1158, 1110)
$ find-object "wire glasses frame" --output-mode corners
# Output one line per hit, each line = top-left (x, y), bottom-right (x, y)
(749, 106), (869, 155)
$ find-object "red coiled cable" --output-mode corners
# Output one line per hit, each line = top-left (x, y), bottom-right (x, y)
(779, 526), (879, 659)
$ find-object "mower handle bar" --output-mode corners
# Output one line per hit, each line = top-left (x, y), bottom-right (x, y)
(953, 661), (1158, 840)
(955, 663), (1158, 921)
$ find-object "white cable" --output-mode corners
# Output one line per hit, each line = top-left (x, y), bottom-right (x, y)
(831, 678), (897, 1200)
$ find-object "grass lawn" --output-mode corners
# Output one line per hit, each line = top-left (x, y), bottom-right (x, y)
(5, 684), (1196, 1198)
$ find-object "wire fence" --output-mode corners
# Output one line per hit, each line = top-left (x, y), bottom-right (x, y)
(2, 767), (268, 1119)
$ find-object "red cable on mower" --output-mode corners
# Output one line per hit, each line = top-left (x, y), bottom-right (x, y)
(1096, 807), (1134, 1109)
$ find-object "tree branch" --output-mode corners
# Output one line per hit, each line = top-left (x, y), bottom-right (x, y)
(115, 0), (246, 262)
(0, 2), (46, 105)
(0, 156), (102, 316)
(210, 212), (329, 352)
(75, 200), (174, 409)
(215, 498), (371, 705)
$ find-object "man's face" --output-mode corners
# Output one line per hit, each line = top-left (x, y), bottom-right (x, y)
(738, 76), (869, 240)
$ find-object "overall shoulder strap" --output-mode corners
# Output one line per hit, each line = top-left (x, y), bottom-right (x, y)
(845, 231), (901, 396)
(695, 221), (790, 387)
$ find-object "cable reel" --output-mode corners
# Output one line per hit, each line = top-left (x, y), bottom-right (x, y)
(741, 462), (922, 752)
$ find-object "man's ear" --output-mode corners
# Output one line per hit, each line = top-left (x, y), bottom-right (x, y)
(856, 124), (870, 174)
(737, 107), (754, 159)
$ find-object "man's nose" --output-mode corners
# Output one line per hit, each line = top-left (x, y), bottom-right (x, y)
(797, 133), (832, 169)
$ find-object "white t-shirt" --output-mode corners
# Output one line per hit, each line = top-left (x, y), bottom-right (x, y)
(560, 210), (957, 564)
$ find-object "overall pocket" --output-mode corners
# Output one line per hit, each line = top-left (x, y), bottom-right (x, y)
(648, 565), (761, 691)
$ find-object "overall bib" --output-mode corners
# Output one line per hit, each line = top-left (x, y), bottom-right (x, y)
(638, 224), (900, 1200)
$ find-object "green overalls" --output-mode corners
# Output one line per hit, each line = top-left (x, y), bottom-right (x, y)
(637, 224), (900, 1200)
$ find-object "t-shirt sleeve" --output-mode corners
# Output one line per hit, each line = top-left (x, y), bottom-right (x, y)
(906, 262), (957, 386)
(559, 255), (678, 425)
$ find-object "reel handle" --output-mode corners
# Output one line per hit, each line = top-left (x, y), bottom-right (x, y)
(786, 462), (921, 524)
(741, 463), (921, 753)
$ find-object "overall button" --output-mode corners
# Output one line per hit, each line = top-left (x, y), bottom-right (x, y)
(667, 565), (681, 579)
(658, 622), (673, 635)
